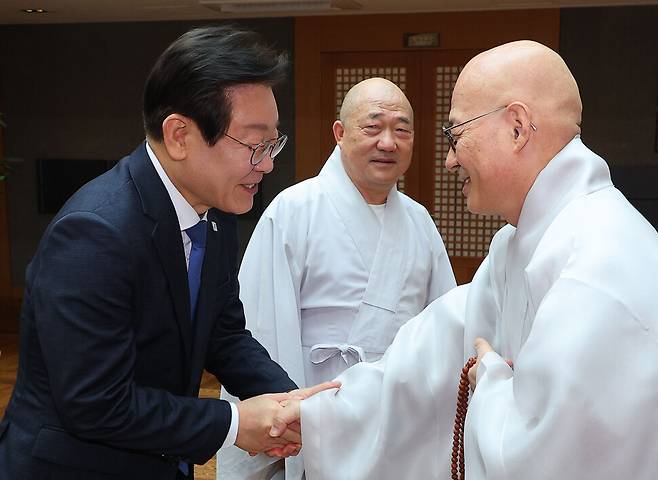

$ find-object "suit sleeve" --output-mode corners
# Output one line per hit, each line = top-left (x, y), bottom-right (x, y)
(32, 212), (229, 464)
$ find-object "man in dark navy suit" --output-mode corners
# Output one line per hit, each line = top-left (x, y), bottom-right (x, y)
(0, 26), (334, 479)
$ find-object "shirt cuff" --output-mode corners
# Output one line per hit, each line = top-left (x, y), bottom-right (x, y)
(220, 402), (240, 450)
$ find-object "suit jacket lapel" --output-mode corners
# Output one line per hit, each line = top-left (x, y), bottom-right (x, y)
(151, 221), (194, 361)
(127, 142), (193, 368)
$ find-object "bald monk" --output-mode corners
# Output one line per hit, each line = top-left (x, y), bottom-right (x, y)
(217, 78), (455, 479)
(271, 41), (658, 479)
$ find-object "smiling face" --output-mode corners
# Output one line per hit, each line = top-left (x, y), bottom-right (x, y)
(444, 93), (512, 218)
(334, 78), (414, 204)
(444, 57), (529, 224)
(174, 83), (279, 214)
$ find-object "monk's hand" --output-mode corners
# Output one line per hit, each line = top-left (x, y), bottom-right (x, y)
(287, 380), (341, 401)
(263, 381), (341, 458)
(468, 337), (494, 391)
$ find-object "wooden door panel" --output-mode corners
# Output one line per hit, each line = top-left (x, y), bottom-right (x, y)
(419, 50), (507, 282)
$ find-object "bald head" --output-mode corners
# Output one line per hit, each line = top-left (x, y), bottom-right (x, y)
(339, 77), (413, 126)
(446, 41), (584, 225)
(455, 40), (582, 145)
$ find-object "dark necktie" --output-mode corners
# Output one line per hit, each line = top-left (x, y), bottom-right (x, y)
(184, 220), (207, 321)
(179, 220), (207, 476)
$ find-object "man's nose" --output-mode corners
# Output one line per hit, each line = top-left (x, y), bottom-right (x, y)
(377, 130), (397, 152)
(254, 151), (274, 174)
(445, 149), (458, 172)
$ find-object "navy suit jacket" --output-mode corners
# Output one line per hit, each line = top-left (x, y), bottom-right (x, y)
(0, 143), (296, 479)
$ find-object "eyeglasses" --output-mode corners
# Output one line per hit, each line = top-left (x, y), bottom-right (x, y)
(442, 106), (537, 153)
(442, 106), (507, 153)
(224, 132), (288, 166)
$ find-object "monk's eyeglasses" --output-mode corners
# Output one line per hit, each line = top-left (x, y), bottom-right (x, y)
(442, 106), (536, 152)
(224, 132), (288, 166)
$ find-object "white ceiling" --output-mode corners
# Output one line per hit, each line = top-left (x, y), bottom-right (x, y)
(0, 0), (656, 25)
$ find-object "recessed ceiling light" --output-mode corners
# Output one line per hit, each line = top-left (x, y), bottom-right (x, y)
(22, 8), (48, 14)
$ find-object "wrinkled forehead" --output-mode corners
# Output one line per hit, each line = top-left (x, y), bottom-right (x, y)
(352, 97), (413, 124)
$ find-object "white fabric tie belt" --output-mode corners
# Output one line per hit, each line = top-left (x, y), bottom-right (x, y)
(309, 343), (367, 366)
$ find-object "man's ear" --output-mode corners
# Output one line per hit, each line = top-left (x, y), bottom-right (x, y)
(507, 102), (533, 152)
(332, 120), (345, 145)
(161, 114), (189, 161)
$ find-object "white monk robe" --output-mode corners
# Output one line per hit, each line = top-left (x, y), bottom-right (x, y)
(217, 145), (455, 480)
(300, 136), (658, 479)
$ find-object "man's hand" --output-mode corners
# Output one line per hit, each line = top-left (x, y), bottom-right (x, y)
(467, 338), (513, 391)
(468, 337), (493, 391)
(235, 392), (300, 455)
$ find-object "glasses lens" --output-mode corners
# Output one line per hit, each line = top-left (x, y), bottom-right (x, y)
(250, 144), (266, 165)
(251, 135), (288, 165)
(271, 134), (287, 159)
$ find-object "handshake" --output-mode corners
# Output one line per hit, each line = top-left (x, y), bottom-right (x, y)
(234, 381), (340, 458)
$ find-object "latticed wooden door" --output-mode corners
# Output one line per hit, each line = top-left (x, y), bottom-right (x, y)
(418, 51), (507, 283)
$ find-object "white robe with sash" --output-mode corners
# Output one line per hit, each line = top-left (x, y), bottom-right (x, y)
(217, 145), (455, 480)
(300, 137), (658, 479)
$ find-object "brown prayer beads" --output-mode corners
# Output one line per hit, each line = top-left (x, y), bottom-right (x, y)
(451, 356), (477, 480)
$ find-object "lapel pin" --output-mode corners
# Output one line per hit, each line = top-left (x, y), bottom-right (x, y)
(211, 221), (218, 232)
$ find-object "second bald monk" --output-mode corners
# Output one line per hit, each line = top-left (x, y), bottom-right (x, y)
(219, 77), (455, 480)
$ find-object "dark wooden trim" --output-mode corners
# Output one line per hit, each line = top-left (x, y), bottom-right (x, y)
(450, 256), (486, 285)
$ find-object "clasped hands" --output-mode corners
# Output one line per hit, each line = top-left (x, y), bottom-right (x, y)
(235, 381), (340, 458)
